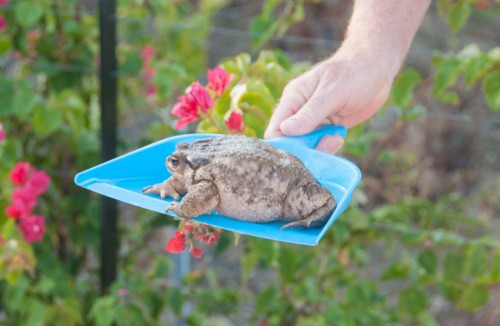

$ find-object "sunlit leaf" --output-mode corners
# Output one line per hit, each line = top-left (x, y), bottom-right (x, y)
(399, 286), (428, 317)
(482, 71), (500, 111)
(15, 2), (44, 28)
(446, 2), (471, 33)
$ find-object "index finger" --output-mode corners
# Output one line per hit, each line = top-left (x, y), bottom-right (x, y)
(264, 83), (308, 139)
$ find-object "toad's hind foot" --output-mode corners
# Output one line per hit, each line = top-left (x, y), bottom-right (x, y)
(280, 197), (336, 230)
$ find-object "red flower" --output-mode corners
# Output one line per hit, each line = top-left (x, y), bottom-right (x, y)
(165, 231), (186, 253)
(12, 186), (37, 210)
(0, 122), (5, 142)
(30, 170), (51, 195)
(474, 1), (492, 10)
(5, 199), (31, 220)
(10, 162), (32, 185)
(204, 229), (220, 246)
(225, 110), (244, 132)
(189, 246), (204, 259)
(0, 15), (7, 32)
(207, 66), (234, 97)
(18, 215), (46, 243)
(141, 45), (155, 61)
(0, 0), (10, 6)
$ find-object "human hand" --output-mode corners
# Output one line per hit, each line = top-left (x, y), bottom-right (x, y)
(264, 48), (397, 153)
(264, 0), (431, 154)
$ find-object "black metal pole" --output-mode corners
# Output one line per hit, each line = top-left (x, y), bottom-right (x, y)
(99, 0), (118, 293)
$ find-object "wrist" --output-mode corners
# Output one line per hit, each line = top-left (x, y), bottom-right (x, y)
(338, 0), (431, 79)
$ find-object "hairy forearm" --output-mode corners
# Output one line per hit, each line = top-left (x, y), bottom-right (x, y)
(340, 0), (431, 77)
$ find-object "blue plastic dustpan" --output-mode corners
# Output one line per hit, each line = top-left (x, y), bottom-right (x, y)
(74, 125), (361, 246)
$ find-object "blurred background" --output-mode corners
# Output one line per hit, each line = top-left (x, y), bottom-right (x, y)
(0, 0), (499, 325)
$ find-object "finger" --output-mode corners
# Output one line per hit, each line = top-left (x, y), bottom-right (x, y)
(280, 93), (343, 136)
(264, 84), (308, 139)
(316, 135), (345, 154)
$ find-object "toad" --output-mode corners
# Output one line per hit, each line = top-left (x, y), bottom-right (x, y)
(142, 135), (336, 229)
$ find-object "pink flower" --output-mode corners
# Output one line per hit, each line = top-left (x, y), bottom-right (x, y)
(185, 82), (213, 113)
(225, 110), (244, 132)
(10, 162), (33, 185)
(172, 95), (200, 130)
(207, 66), (233, 97)
(18, 215), (46, 243)
(0, 15), (7, 32)
(27, 30), (40, 42)
(0, 122), (5, 142)
(12, 186), (37, 211)
(143, 66), (156, 80)
(30, 170), (51, 195)
(165, 231), (186, 253)
(0, 0), (10, 6)
(146, 84), (157, 96)
(189, 246), (204, 259)
(117, 288), (129, 297)
(141, 45), (155, 61)
(5, 199), (31, 220)
(172, 82), (213, 129)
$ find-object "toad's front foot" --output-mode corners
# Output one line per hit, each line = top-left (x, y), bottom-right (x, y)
(142, 182), (180, 200)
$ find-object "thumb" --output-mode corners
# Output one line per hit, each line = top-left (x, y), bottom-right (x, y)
(280, 96), (337, 136)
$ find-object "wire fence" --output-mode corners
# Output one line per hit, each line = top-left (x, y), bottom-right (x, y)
(1, 2), (499, 127)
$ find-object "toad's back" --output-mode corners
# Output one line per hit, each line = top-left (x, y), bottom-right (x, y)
(183, 136), (319, 222)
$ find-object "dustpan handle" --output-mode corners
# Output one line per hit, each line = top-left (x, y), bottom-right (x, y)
(287, 125), (347, 149)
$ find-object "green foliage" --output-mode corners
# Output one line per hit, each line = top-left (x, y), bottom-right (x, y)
(249, 0), (311, 51)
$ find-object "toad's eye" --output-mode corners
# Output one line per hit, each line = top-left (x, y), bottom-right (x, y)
(170, 158), (179, 167)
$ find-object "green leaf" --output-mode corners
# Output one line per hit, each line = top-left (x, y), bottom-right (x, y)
(464, 245), (489, 276)
(256, 285), (279, 314)
(241, 249), (259, 283)
(24, 299), (47, 326)
(458, 284), (489, 312)
(346, 281), (375, 308)
(12, 87), (39, 121)
(446, 2), (471, 33)
(278, 246), (300, 283)
(399, 286), (428, 317)
(0, 36), (12, 55)
(150, 257), (171, 279)
(492, 250), (500, 281)
(15, 2), (44, 28)
(168, 287), (183, 316)
(418, 249), (437, 275)
(465, 56), (491, 86)
(482, 71), (500, 111)
(432, 58), (462, 103)
(443, 252), (463, 281)
(0, 75), (14, 116)
(89, 296), (117, 326)
(249, 15), (277, 50)
(120, 52), (143, 75)
(33, 105), (63, 137)
(440, 283), (462, 302)
(391, 68), (422, 107)
(382, 259), (409, 280)
(403, 105), (427, 122)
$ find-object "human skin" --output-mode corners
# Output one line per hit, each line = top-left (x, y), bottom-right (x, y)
(264, 0), (432, 153)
